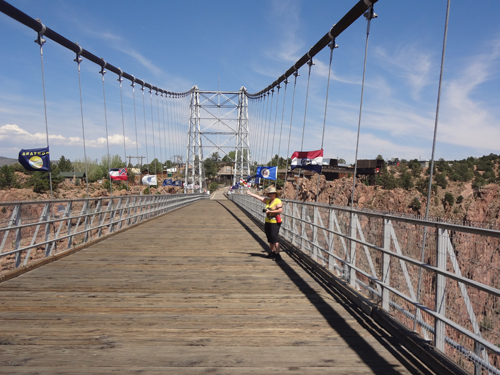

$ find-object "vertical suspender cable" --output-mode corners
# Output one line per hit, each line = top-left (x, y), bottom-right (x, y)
(256, 95), (266, 166)
(295, 60), (314, 200)
(264, 90), (275, 167)
(283, 72), (299, 198)
(347, 5), (376, 287)
(117, 70), (129, 192)
(316, 41), (337, 202)
(149, 89), (156, 176)
(35, 24), (53, 200)
(100, 63), (112, 196)
(75, 49), (89, 198)
(270, 85), (281, 168)
(276, 80), (289, 174)
(156, 91), (163, 184)
(131, 79), (141, 195)
(414, 0), (451, 332)
(350, 7), (375, 209)
(141, 85), (149, 175)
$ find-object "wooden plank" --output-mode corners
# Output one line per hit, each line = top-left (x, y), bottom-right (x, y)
(0, 200), (434, 374)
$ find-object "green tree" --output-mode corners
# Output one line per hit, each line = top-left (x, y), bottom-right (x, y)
(376, 154), (384, 161)
(58, 155), (73, 172)
(399, 170), (414, 190)
(209, 181), (219, 192)
(222, 151), (236, 163)
(337, 158), (346, 164)
(149, 158), (163, 175)
(376, 168), (398, 190)
(204, 157), (218, 179)
(0, 165), (18, 189)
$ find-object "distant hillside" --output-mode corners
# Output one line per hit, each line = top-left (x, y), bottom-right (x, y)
(0, 156), (18, 167)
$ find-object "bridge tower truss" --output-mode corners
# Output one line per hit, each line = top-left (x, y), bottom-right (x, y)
(185, 86), (251, 192)
(185, 87), (204, 193)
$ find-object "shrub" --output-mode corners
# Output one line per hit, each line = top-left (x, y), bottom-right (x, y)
(435, 172), (448, 189)
(456, 195), (463, 204)
(33, 178), (49, 193)
(444, 192), (455, 207)
(209, 181), (219, 192)
(399, 171), (414, 190)
(143, 187), (150, 195)
(409, 197), (421, 212)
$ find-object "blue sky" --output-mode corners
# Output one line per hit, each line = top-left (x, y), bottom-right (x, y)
(0, 0), (499, 165)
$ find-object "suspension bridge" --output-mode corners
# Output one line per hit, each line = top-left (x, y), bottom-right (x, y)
(1, 0), (500, 374)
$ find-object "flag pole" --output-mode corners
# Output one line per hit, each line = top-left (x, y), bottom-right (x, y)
(36, 23), (53, 200)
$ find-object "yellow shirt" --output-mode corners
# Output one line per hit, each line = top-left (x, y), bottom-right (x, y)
(264, 198), (282, 224)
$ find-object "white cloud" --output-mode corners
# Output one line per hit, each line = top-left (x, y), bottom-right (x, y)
(0, 124), (138, 149)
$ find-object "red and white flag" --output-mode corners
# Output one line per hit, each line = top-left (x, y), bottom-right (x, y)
(109, 168), (128, 181)
(291, 149), (323, 173)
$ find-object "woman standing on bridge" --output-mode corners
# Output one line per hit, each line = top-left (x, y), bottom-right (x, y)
(247, 187), (283, 261)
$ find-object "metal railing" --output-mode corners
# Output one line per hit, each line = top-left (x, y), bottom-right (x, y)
(0, 193), (208, 275)
(229, 192), (500, 375)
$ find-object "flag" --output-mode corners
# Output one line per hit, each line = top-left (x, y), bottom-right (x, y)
(18, 147), (50, 172)
(291, 149), (323, 173)
(174, 180), (182, 186)
(142, 175), (157, 186)
(163, 178), (173, 186)
(256, 166), (277, 181)
(109, 168), (127, 181)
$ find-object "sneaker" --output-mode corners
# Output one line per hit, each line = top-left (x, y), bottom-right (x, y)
(274, 253), (282, 261)
(267, 252), (275, 259)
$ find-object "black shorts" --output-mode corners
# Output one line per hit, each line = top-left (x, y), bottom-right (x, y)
(265, 222), (281, 244)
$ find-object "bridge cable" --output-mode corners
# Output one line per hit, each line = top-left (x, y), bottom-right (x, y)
(315, 41), (338, 202)
(347, 5), (376, 289)
(295, 59), (314, 200)
(259, 93), (270, 169)
(270, 85), (281, 170)
(160, 93), (167, 188)
(131, 79), (142, 195)
(100, 62), (113, 196)
(75, 49), (90, 198)
(34, 22), (54, 200)
(149, 88), (157, 176)
(117, 70), (129, 192)
(414, 0), (452, 335)
(156, 91), (163, 184)
(275, 80), (289, 185)
(282, 72), (299, 199)
(141, 84), (149, 178)
(264, 90), (276, 189)
(350, 6), (376, 209)
(255, 94), (264, 167)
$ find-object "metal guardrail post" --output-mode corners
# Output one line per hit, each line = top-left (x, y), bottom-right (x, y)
(312, 207), (318, 261)
(434, 227), (447, 352)
(348, 213), (357, 288)
(381, 218), (391, 311)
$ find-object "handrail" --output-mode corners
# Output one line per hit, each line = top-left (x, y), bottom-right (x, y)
(229, 193), (500, 375)
(0, 193), (208, 273)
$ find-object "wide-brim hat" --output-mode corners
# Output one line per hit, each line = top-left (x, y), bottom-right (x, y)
(266, 186), (277, 194)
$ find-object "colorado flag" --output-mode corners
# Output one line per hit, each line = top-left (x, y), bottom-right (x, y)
(291, 149), (323, 173)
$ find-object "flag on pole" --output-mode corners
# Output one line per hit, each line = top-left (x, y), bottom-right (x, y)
(163, 178), (173, 186)
(142, 175), (157, 186)
(291, 149), (323, 173)
(256, 166), (277, 181)
(18, 147), (50, 171)
(109, 168), (128, 181)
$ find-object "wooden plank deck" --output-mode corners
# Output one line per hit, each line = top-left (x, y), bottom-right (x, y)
(0, 198), (433, 374)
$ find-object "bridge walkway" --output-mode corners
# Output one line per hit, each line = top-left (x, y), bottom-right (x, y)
(0, 198), (433, 374)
